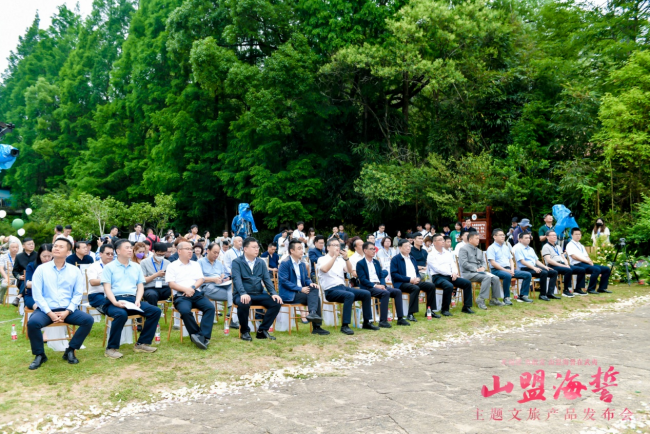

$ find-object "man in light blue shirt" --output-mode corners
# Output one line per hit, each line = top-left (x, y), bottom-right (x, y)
(513, 232), (559, 302)
(27, 238), (95, 370)
(486, 228), (532, 304)
(101, 239), (161, 359)
(198, 243), (239, 329)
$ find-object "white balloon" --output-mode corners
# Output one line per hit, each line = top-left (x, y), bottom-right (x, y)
(17, 228), (25, 236)
(25, 208), (33, 215)
(0, 210), (6, 218)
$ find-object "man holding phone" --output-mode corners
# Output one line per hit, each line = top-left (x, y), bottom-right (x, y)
(140, 242), (172, 307)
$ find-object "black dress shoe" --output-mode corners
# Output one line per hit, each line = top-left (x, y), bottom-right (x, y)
(587, 290), (598, 294)
(306, 311), (323, 322)
(240, 332), (252, 341)
(407, 314), (417, 322)
(598, 289), (612, 294)
(230, 321), (240, 329)
(362, 322), (380, 331)
(340, 325), (354, 335)
(548, 294), (561, 300)
(462, 307), (476, 314)
(539, 295), (550, 301)
(11, 297), (20, 307)
(29, 354), (48, 370)
(311, 327), (330, 335)
(441, 311), (452, 317)
(431, 312), (441, 319)
(378, 321), (392, 328)
(256, 330), (276, 340)
(396, 318), (410, 326)
(63, 348), (79, 364)
(190, 334), (207, 350)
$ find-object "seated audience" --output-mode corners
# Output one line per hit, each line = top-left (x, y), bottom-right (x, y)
(199, 243), (238, 328)
(87, 244), (115, 314)
(357, 242), (410, 327)
(428, 234), (474, 315)
(223, 236), (243, 274)
(542, 230), (585, 297)
(410, 233), (428, 272)
(23, 244), (54, 310)
(140, 242), (172, 308)
(27, 238), (94, 370)
(486, 228), (533, 304)
(128, 223), (146, 243)
(232, 237), (283, 341)
(513, 232), (559, 301)
(166, 241), (215, 349)
(566, 228), (612, 294)
(390, 239), (436, 321)
(459, 232), (504, 310)
(261, 242), (280, 272)
(454, 231), (469, 255)
(185, 224), (200, 244)
(308, 235), (326, 278)
(11, 237), (37, 306)
(193, 242), (204, 260)
(317, 238), (379, 335)
(131, 241), (148, 265)
(278, 240), (329, 335)
(101, 239), (161, 359)
(65, 240), (94, 266)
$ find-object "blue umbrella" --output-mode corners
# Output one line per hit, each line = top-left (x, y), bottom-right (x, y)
(552, 204), (579, 241)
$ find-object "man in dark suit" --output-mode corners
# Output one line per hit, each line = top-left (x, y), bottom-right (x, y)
(231, 237), (283, 341)
(279, 240), (329, 335)
(356, 242), (410, 328)
(308, 235), (326, 279)
(390, 239), (437, 322)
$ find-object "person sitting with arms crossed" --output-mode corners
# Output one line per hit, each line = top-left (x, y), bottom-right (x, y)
(513, 232), (559, 301)
(542, 230), (585, 297)
(278, 240), (329, 335)
(27, 238), (95, 370)
(166, 241), (215, 350)
(357, 241), (410, 327)
(486, 228), (533, 304)
(101, 239), (161, 359)
(87, 243), (115, 315)
(428, 234), (474, 315)
(459, 232), (504, 310)
(566, 227), (612, 294)
(317, 238), (379, 335)
(231, 237), (283, 341)
(199, 242), (239, 329)
(390, 239), (437, 321)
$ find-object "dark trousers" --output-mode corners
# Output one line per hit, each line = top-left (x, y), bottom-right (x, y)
(324, 285), (372, 325)
(88, 293), (107, 314)
(234, 293), (282, 333)
(521, 267), (558, 297)
(491, 268), (532, 297)
(104, 296), (161, 349)
(24, 295), (35, 310)
(549, 264), (584, 291)
(399, 281), (435, 314)
(431, 275), (472, 310)
(573, 262), (611, 291)
(366, 286), (404, 321)
(27, 308), (94, 356)
(291, 289), (322, 325)
(174, 292), (216, 339)
(143, 285), (172, 306)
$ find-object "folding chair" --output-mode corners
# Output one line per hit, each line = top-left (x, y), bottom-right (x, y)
(167, 292), (201, 342)
(314, 271), (345, 327)
(279, 303), (313, 335)
(231, 301), (277, 338)
(103, 314), (143, 346)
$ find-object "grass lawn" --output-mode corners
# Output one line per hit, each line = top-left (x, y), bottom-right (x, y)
(0, 283), (648, 427)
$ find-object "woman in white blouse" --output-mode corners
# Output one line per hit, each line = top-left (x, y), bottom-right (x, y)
(591, 218), (611, 246)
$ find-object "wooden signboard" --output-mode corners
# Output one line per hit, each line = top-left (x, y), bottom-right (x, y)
(457, 206), (494, 248)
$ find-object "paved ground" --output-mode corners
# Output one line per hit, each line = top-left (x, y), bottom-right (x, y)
(76, 304), (650, 433)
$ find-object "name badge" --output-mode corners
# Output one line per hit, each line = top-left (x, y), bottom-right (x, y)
(155, 278), (163, 288)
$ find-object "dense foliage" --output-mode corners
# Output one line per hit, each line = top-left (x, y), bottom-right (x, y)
(1, 0), (649, 247)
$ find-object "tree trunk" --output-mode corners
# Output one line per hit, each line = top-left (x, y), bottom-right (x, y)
(403, 71), (409, 134)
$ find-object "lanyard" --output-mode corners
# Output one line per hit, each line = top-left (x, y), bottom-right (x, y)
(152, 257), (161, 272)
(234, 249), (242, 257)
(100, 263), (104, 269)
(553, 245), (561, 256)
(7, 255), (13, 266)
(572, 241), (584, 253)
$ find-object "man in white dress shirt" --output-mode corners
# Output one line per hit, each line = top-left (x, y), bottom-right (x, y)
(565, 228), (611, 294)
(428, 234), (474, 315)
(222, 236), (243, 274)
